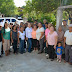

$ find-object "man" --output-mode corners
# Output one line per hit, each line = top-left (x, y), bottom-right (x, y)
(43, 19), (47, 30)
(64, 24), (72, 65)
(62, 20), (68, 33)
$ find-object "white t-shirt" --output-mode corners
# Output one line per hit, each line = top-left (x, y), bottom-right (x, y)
(64, 30), (72, 45)
(18, 31), (25, 40)
(36, 27), (44, 40)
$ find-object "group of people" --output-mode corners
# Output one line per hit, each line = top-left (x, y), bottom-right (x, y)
(0, 19), (72, 65)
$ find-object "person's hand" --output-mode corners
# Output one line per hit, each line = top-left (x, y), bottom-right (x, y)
(64, 44), (65, 48)
(46, 42), (48, 48)
(39, 38), (41, 41)
(18, 40), (20, 44)
(2, 39), (4, 43)
(12, 40), (13, 43)
(44, 39), (46, 42)
(54, 45), (56, 49)
(26, 37), (28, 40)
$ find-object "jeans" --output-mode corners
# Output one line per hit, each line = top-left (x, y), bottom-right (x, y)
(13, 40), (17, 53)
(65, 44), (72, 63)
(39, 37), (44, 52)
(19, 40), (24, 53)
(28, 38), (32, 52)
(0, 42), (2, 55)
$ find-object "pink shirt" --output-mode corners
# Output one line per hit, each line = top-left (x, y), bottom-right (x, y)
(45, 28), (50, 38)
(47, 31), (58, 45)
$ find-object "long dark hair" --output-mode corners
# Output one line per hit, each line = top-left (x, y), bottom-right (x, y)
(3, 22), (7, 34)
(12, 25), (17, 30)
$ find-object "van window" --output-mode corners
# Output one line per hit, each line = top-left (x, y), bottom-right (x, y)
(0, 19), (4, 22)
(12, 19), (16, 22)
(6, 19), (10, 22)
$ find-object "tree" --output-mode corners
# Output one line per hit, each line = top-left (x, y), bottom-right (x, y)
(0, 0), (16, 16)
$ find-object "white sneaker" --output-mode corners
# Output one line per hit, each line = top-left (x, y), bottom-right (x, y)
(57, 59), (59, 62)
(32, 50), (35, 52)
(59, 60), (61, 63)
(46, 54), (49, 59)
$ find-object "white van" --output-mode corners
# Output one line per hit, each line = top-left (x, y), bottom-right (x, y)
(0, 17), (24, 25)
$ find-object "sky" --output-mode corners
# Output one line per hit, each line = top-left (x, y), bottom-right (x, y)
(14, 0), (26, 7)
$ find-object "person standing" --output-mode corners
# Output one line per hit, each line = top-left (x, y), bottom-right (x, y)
(43, 19), (47, 30)
(57, 26), (64, 45)
(32, 25), (37, 52)
(64, 24), (72, 65)
(11, 25), (18, 54)
(26, 23), (32, 53)
(62, 20), (68, 33)
(2, 22), (10, 56)
(36, 22), (44, 54)
(18, 26), (25, 54)
(46, 25), (58, 61)
(45, 23), (52, 58)
(56, 42), (63, 63)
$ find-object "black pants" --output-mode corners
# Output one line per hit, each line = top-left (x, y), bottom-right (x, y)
(48, 45), (55, 59)
(32, 39), (37, 49)
(13, 40), (17, 53)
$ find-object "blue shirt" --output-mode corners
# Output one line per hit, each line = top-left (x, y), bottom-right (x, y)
(42, 24), (46, 30)
(56, 46), (63, 55)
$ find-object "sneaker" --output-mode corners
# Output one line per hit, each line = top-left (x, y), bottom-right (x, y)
(59, 60), (61, 63)
(32, 50), (35, 52)
(51, 59), (54, 61)
(57, 59), (59, 62)
(46, 54), (49, 59)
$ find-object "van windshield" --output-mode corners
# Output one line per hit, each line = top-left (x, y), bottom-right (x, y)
(0, 19), (4, 22)
(6, 19), (10, 22)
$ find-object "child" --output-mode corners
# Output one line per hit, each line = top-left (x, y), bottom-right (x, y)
(56, 42), (63, 63)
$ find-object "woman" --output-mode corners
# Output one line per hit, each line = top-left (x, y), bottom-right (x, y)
(11, 25), (18, 54)
(45, 23), (52, 58)
(32, 25), (37, 52)
(18, 26), (25, 54)
(46, 25), (58, 61)
(26, 23), (32, 53)
(36, 22), (44, 54)
(2, 22), (10, 56)
(57, 26), (64, 45)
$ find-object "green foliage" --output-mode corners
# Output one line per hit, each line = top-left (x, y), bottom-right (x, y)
(23, 0), (72, 26)
(0, 0), (16, 16)
(28, 13), (56, 26)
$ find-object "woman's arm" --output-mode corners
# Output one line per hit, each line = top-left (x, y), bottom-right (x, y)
(64, 37), (66, 48)
(54, 36), (58, 49)
(18, 32), (20, 43)
(39, 32), (44, 40)
(10, 31), (13, 43)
